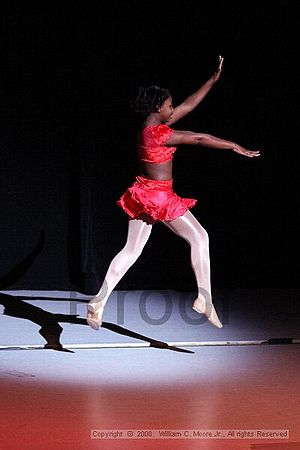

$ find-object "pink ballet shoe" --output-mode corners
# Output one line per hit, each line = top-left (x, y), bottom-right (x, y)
(87, 301), (104, 330)
(192, 298), (223, 329)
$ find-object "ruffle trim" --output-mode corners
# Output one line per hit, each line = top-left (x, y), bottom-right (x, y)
(117, 177), (197, 223)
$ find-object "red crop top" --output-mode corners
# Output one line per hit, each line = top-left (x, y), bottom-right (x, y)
(138, 124), (177, 163)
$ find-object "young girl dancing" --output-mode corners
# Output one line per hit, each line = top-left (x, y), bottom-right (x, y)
(87, 56), (260, 330)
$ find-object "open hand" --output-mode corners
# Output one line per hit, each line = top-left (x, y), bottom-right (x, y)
(232, 144), (261, 158)
(212, 55), (224, 82)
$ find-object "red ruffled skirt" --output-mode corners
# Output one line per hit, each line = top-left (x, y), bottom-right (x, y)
(117, 176), (197, 223)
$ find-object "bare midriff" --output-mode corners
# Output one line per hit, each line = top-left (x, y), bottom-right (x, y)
(139, 160), (173, 180)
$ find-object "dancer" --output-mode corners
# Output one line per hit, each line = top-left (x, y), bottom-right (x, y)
(87, 56), (260, 330)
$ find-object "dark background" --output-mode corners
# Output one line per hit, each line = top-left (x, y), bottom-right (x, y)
(0, 0), (299, 294)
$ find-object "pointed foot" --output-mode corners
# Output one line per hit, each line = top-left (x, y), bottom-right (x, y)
(87, 301), (104, 330)
(193, 298), (223, 329)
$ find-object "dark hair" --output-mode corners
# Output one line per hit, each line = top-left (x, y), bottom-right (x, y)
(131, 85), (170, 117)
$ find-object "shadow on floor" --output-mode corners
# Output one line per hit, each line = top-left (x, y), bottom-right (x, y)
(0, 294), (193, 353)
(1, 231), (193, 354)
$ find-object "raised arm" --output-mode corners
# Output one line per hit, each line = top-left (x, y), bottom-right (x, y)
(166, 130), (260, 158)
(167, 56), (224, 126)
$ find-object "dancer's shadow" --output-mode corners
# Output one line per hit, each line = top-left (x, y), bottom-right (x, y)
(0, 295), (193, 353)
(1, 232), (193, 354)
(0, 293), (73, 352)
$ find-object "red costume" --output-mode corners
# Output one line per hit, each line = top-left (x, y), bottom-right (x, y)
(117, 124), (197, 222)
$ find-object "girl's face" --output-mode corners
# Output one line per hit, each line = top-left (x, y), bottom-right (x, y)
(159, 96), (174, 122)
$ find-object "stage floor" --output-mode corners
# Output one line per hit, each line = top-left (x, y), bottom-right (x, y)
(0, 288), (299, 450)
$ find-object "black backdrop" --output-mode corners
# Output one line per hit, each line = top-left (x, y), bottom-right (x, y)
(0, 0), (299, 294)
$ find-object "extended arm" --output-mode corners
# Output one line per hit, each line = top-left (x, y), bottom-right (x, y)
(166, 130), (260, 158)
(167, 56), (224, 125)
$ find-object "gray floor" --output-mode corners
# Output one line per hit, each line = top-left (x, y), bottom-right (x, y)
(0, 288), (299, 450)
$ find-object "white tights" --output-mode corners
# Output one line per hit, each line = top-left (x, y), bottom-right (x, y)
(92, 210), (211, 306)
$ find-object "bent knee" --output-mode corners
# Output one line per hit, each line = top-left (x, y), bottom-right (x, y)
(122, 246), (144, 265)
(187, 229), (209, 249)
(201, 227), (209, 242)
